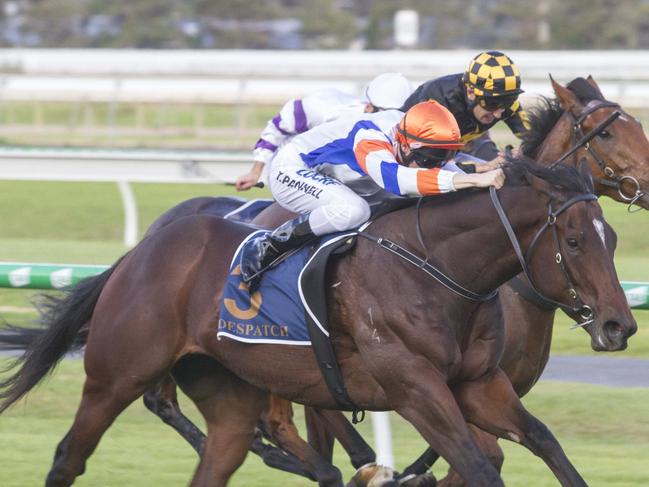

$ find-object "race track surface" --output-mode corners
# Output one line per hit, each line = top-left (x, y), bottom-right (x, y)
(541, 355), (649, 387)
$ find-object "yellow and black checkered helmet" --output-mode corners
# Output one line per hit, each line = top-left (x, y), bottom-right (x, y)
(463, 51), (524, 98)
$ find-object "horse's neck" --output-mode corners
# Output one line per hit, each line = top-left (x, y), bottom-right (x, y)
(533, 114), (574, 166)
(407, 188), (546, 297)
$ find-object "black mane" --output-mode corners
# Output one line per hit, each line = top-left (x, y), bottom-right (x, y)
(520, 96), (563, 157)
(520, 77), (606, 157)
(503, 156), (592, 195)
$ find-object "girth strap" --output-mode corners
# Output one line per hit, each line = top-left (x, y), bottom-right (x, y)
(300, 234), (366, 421)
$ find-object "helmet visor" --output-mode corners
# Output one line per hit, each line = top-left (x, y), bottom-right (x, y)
(477, 94), (518, 112)
(409, 147), (458, 168)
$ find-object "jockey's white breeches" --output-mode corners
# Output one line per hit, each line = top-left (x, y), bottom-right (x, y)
(270, 146), (370, 236)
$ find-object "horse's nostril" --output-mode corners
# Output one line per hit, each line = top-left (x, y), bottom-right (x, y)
(604, 321), (624, 339)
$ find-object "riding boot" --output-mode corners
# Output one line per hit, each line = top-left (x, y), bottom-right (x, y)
(241, 214), (315, 288)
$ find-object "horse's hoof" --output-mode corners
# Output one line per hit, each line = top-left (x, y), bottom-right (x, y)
(346, 463), (398, 487)
(400, 473), (437, 487)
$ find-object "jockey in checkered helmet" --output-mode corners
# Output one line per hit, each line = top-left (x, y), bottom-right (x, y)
(401, 50), (528, 162)
(462, 51), (524, 115)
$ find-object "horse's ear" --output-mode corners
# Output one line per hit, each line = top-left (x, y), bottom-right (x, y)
(585, 75), (601, 92)
(577, 157), (595, 193)
(524, 171), (553, 200)
(550, 74), (583, 113)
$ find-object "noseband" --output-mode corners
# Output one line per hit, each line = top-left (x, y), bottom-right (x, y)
(551, 100), (646, 212)
(490, 186), (598, 328)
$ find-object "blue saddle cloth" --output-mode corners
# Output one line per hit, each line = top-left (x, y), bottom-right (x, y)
(217, 230), (353, 345)
(218, 231), (312, 345)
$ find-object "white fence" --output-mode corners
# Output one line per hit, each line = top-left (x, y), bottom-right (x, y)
(1, 49), (649, 106)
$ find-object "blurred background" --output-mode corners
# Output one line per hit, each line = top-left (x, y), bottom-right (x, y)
(0, 2), (648, 487)
(0, 0), (649, 149)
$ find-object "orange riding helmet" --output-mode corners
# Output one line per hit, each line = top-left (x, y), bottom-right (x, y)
(396, 100), (463, 168)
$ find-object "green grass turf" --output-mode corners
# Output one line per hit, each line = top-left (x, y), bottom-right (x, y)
(0, 102), (278, 129)
(0, 180), (272, 241)
(0, 102), (279, 148)
(0, 359), (647, 486)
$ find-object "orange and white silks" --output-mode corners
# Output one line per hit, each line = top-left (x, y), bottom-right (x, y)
(353, 130), (455, 196)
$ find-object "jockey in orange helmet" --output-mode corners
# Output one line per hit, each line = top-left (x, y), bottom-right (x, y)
(396, 98), (464, 169)
(241, 100), (505, 288)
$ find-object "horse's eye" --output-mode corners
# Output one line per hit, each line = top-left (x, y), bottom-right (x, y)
(597, 130), (611, 139)
(566, 237), (579, 249)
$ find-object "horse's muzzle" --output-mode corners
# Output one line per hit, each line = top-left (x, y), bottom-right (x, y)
(591, 318), (637, 351)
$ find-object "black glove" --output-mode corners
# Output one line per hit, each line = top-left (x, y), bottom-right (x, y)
(456, 162), (477, 174)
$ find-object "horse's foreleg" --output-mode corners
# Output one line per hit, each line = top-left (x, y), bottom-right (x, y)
(392, 373), (504, 487)
(399, 447), (439, 479)
(304, 406), (336, 463)
(143, 375), (207, 454)
(437, 426), (503, 487)
(259, 397), (344, 487)
(307, 407), (376, 469)
(249, 427), (317, 479)
(454, 369), (587, 487)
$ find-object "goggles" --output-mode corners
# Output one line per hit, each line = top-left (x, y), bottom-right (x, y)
(476, 94), (518, 112)
(408, 146), (458, 169)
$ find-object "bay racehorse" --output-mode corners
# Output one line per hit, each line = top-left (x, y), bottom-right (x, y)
(139, 75), (649, 486)
(0, 159), (637, 487)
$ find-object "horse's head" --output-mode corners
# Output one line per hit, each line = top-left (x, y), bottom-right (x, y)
(507, 160), (637, 351)
(524, 76), (649, 210)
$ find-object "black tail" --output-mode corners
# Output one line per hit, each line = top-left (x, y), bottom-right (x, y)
(0, 255), (126, 413)
(0, 324), (89, 352)
(0, 325), (50, 351)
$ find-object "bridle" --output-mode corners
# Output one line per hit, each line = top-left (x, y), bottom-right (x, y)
(551, 100), (646, 212)
(490, 186), (598, 329)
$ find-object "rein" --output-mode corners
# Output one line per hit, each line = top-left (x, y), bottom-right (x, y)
(551, 101), (646, 212)
(489, 186), (597, 328)
(358, 209), (498, 302)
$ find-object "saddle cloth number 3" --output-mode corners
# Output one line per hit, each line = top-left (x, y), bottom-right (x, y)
(223, 265), (263, 320)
